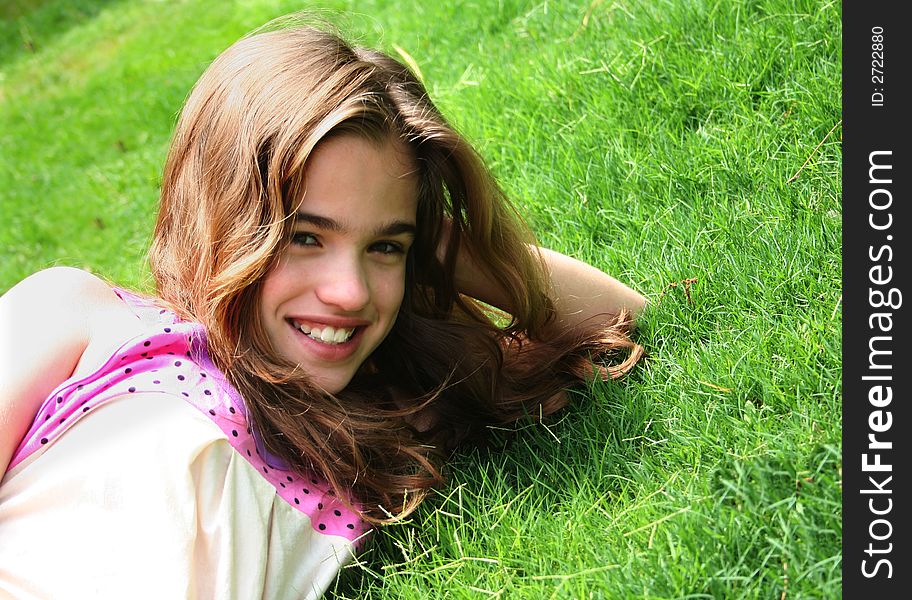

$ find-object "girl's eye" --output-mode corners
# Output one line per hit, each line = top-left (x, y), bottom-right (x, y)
(291, 232), (319, 247)
(370, 241), (404, 255)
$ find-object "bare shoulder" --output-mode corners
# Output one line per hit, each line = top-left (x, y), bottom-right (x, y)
(0, 267), (130, 474)
(37, 268), (146, 376)
(3, 265), (114, 305)
(0, 266), (142, 381)
(2, 266), (131, 331)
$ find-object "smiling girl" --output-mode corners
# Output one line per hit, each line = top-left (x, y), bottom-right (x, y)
(0, 19), (645, 599)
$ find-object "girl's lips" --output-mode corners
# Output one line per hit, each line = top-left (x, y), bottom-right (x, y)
(290, 316), (371, 329)
(287, 319), (365, 362)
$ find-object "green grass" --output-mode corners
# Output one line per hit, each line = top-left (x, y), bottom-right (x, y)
(1, 0), (841, 597)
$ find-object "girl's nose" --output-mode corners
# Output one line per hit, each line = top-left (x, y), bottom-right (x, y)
(314, 257), (370, 312)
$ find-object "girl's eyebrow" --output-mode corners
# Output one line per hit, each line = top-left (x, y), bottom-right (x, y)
(294, 211), (416, 238)
(294, 212), (341, 232)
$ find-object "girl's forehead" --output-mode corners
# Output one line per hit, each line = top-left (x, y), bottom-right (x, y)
(291, 133), (419, 225)
(310, 131), (416, 170)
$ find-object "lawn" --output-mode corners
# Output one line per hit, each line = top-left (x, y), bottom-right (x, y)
(0, 0), (842, 597)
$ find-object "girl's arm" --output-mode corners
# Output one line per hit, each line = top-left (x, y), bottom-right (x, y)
(466, 245), (644, 328)
(0, 268), (98, 476)
(452, 243), (647, 333)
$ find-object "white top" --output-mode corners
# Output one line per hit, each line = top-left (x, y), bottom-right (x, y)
(0, 392), (356, 599)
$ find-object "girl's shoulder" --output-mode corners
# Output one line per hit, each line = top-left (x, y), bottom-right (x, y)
(5, 266), (127, 318)
(1, 267), (135, 474)
(3, 267), (150, 380)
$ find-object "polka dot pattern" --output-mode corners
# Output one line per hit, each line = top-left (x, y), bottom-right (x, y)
(8, 288), (368, 546)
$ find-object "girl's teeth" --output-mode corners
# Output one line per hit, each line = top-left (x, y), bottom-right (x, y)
(297, 323), (354, 345)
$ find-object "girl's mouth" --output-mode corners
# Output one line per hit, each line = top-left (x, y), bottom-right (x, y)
(286, 318), (366, 361)
(294, 322), (356, 345)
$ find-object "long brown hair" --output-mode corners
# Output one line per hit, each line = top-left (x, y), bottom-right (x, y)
(149, 19), (643, 522)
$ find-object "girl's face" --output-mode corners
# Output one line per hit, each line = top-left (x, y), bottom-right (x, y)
(259, 133), (418, 394)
